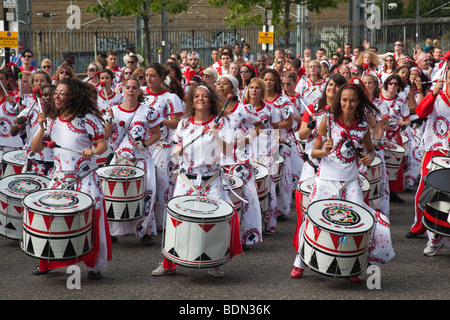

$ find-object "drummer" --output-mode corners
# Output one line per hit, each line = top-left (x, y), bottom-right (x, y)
(216, 73), (265, 248)
(408, 70), (450, 254)
(31, 78), (112, 280)
(104, 77), (162, 245)
(13, 72), (55, 177)
(151, 83), (243, 278)
(293, 82), (394, 282)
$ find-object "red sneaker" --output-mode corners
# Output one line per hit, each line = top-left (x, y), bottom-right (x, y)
(290, 267), (304, 279)
(349, 275), (363, 283)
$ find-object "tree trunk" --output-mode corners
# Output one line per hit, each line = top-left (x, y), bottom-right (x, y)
(283, 0), (291, 51)
(142, 2), (152, 66)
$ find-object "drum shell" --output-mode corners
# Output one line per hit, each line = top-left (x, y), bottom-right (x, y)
(299, 177), (315, 216)
(252, 164), (269, 214)
(163, 195), (234, 268)
(222, 174), (244, 215)
(383, 142), (405, 181)
(299, 199), (374, 278)
(2, 150), (26, 178)
(273, 154), (285, 196)
(366, 156), (382, 200)
(0, 174), (51, 240)
(105, 197), (144, 221)
(429, 156), (450, 173)
(21, 190), (94, 260)
(423, 201), (450, 237)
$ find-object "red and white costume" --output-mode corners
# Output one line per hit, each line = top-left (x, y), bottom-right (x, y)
(294, 77), (327, 107)
(108, 102), (164, 238)
(286, 93), (305, 190)
(143, 89), (184, 230)
(220, 100), (262, 246)
(38, 113), (112, 273)
(0, 95), (23, 152)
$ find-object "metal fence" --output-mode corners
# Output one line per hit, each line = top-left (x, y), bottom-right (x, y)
(13, 17), (450, 74)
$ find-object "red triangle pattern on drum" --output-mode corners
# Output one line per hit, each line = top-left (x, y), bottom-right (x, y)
(330, 233), (343, 250)
(13, 206), (22, 215)
(13, 166), (22, 174)
(65, 215), (75, 230)
(108, 181), (117, 195)
(353, 234), (365, 249)
(136, 180), (142, 194)
(123, 181), (130, 196)
(170, 217), (183, 228)
(200, 224), (215, 233)
(84, 210), (91, 225)
(312, 225), (321, 241)
(42, 215), (54, 231)
(0, 201), (7, 210)
(28, 211), (35, 225)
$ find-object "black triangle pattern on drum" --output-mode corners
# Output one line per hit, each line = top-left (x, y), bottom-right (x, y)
(351, 257), (362, 274)
(326, 257), (342, 276)
(195, 253), (212, 262)
(107, 204), (115, 220)
(309, 251), (318, 270)
(168, 247), (179, 258)
(64, 240), (77, 258)
(84, 235), (90, 253)
(134, 202), (141, 219)
(41, 240), (55, 259)
(121, 203), (130, 220)
(26, 237), (35, 255)
(5, 222), (16, 230)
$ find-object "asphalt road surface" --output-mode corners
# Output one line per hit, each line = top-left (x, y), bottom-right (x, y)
(0, 187), (448, 314)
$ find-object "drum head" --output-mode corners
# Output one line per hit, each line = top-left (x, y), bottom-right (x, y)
(300, 177), (315, 194)
(370, 156), (382, 167)
(3, 150), (26, 164)
(0, 174), (51, 200)
(252, 163), (269, 180)
(384, 141), (405, 153)
(432, 157), (450, 169)
(23, 189), (94, 214)
(97, 165), (146, 180)
(167, 195), (234, 220)
(359, 173), (370, 192)
(306, 199), (374, 234)
(222, 174), (244, 190)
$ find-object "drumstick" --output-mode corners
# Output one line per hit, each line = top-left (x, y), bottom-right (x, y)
(119, 120), (137, 143)
(362, 64), (369, 78)
(100, 81), (110, 109)
(326, 105), (331, 139)
(33, 87), (46, 129)
(215, 93), (234, 124)
(86, 70), (100, 82)
(47, 141), (100, 157)
(298, 87), (317, 115)
(383, 140), (400, 161)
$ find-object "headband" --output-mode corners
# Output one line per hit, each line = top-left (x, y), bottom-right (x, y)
(195, 85), (210, 94)
(410, 67), (422, 76)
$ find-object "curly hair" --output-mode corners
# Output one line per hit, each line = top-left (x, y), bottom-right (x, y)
(56, 78), (103, 121)
(183, 83), (221, 119)
(260, 68), (283, 95)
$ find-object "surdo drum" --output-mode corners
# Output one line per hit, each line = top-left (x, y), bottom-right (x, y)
(419, 169), (450, 237)
(163, 195), (234, 268)
(252, 163), (269, 214)
(274, 154), (285, 196)
(300, 199), (374, 278)
(97, 165), (146, 221)
(383, 141), (405, 181)
(366, 156), (382, 200)
(2, 150), (26, 177)
(222, 173), (244, 215)
(429, 156), (450, 173)
(21, 189), (94, 260)
(0, 174), (51, 240)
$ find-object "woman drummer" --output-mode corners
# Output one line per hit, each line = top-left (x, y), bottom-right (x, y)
(294, 82), (394, 281)
(291, 73), (346, 279)
(31, 78), (112, 280)
(262, 69), (294, 221)
(151, 83), (243, 278)
(104, 77), (162, 245)
(215, 74), (265, 248)
(407, 70), (450, 254)
(143, 63), (184, 232)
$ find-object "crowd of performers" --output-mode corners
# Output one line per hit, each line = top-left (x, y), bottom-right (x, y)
(0, 40), (449, 281)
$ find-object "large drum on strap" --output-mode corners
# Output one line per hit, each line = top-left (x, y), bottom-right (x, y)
(163, 195), (234, 268)
(222, 173), (244, 215)
(419, 168), (450, 236)
(0, 174), (51, 240)
(274, 154), (285, 196)
(300, 199), (374, 278)
(299, 177), (315, 216)
(252, 163), (269, 214)
(429, 156), (450, 173)
(2, 150), (26, 177)
(383, 141), (405, 181)
(21, 189), (94, 260)
(359, 173), (370, 203)
(97, 165), (146, 221)
(366, 156), (382, 200)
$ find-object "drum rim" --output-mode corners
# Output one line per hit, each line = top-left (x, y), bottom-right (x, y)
(97, 165), (146, 179)
(22, 189), (94, 215)
(2, 150), (26, 163)
(305, 199), (375, 233)
(369, 155), (382, 166)
(252, 163), (270, 177)
(0, 173), (51, 199)
(425, 168), (450, 194)
(222, 173), (244, 188)
(384, 141), (405, 152)
(167, 195), (234, 220)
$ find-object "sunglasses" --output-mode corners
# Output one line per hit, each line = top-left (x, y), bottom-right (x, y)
(240, 70), (250, 74)
(23, 55), (33, 58)
(124, 72), (133, 75)
(395, 44), (403, 47)
(127, 61), (137, 64)
(60, 70), (70, 75)
(137, 75), (144, 80)
(42, 65), (51, 69)
(282, 82), (292, 86)
(87, 68), (97, 72)
(388, 82), (399, 86)
(385, 59), (394, 62)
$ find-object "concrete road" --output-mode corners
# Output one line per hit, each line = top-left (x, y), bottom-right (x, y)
(0, 188), (448, 311)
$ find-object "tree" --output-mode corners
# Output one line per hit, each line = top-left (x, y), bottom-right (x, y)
(86, 0), (189, 63)
(208, 0), (346, 51)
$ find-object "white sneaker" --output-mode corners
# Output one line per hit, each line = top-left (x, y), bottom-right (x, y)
(207, 266), (225, 278)
(423, 244), (443, 256)
(151, 263), (177, 276)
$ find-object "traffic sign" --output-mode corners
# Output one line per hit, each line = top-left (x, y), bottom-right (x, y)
(259, 32), (274, 44)
(0, 31), (18, 47)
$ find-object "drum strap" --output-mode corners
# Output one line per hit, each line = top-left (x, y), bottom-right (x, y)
(176, 169), (220, 195)
(55, 169), (94, 189)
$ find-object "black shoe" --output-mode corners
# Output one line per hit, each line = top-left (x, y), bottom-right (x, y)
(88, 271), (102, 280)
(32, 266), (53, 276)
(111, 236), (118, 243)
(405, 231), (420, 238)
(390, 192), (404, 203)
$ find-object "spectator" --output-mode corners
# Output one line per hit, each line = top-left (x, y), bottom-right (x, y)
(19, 49), (38, 74)
(40, 59), (53, 78)
(54, 65), (76, 85)
(61, 52), (75, 69)
(242, 43), (255, 62)
(122, 43), (144, 67)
